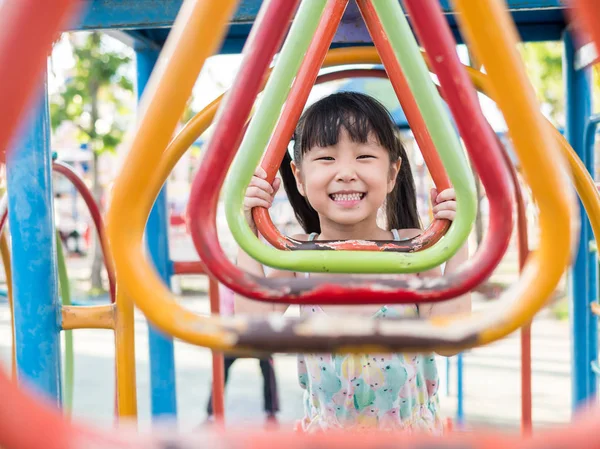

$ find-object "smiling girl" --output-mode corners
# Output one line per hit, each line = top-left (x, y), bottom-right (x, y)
(235, 92), (470, 433)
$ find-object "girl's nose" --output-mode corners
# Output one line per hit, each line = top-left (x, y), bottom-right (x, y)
(335, 164), (357, 182)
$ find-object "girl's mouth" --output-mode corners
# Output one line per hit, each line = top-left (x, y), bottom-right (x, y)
(329, 192), (366, 207)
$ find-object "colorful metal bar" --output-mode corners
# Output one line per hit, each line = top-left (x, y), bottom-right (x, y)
(61, 305), (115, 330)
(108, 0), (578, 353)
(222, 0), (477, 274)
(0, 226), (15, 380)
(493, 131), (533, 433)
(571, 1), (600, 70)
(55, 231), (74, 415)
(172, 260), (206, 275)
(583, 114), (600, 394)
(253, 0), (453, 253)
(0, 0), (79, 163)
(6, 358), (600, 449)
(171, 56), (505, 306)
(7, 82), (62, 403)
(137, 47), (178, 419)
(209, 277), (225, 423)
(564, 30), (596, 409)
(52, 161), (116, 302)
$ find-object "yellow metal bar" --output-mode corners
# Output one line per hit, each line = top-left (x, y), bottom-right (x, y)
(0, 231), (15, 380)
(452, 0), (575, 343)
(106, 0), (240, 415)
(114, 290), (136, 418)
(61, 304), (115, 330)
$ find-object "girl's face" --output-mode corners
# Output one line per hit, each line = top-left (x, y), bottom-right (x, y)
(292, 128), (400, 229)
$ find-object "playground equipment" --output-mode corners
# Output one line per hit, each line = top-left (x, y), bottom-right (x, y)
(1, 1), (600, 448)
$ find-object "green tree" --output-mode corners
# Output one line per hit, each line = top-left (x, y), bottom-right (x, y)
(50, 32), (133, 292)
(519, 41), (564, 127)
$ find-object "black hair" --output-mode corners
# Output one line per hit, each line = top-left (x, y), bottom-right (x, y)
(279, 91), (420, 235)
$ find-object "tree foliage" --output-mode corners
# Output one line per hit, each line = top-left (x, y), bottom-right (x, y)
(50, 32), (133, 154)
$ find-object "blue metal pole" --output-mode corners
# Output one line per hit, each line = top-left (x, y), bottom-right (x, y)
(456, 353), (464, 426)
(584, 116), (600, 396)
(564, 30), (594, 409)
(7, 77), (62, 402)
(136, 48), (177, 418)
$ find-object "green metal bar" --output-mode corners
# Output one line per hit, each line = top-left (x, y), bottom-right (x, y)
(223, 0), (476, 273)
(56, 231), (74, 414)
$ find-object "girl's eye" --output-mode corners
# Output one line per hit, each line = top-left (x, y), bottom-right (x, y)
(315, 156), (335, 161)
(357, 154), (376, 160)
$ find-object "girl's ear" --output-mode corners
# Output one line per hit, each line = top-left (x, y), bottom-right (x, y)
(291, 160), (306, 197)
(387, 159), (402, 194)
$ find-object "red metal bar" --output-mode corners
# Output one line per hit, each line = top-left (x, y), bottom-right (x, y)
(508, 153), (532, 435)
(357, 1), (450, 191)
(172, 260), (206, 275)
(0, 0), (79, 164)
(4, 359), (600, 449)
(253, 0), (452, 253)
(187, 0), (512, 305)
(209, 277), (225, 424)
(570, 1), (600, 67)
(52, 161), (116, 303)
(0, 197), (7, 234)
(253, 0), (349, 250)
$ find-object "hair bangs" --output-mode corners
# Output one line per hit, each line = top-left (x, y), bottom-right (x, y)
(293, 91), (400, 162)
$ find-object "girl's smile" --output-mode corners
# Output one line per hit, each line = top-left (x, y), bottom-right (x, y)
(329, 190), (367, 208)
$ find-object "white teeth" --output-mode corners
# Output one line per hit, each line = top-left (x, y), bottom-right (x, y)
(331, 193), (363, 201)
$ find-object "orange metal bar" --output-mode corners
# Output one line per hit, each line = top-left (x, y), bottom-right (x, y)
(106, 0), (240, 418)
(0, 230), (15, 380)
(61, 305), (116, 330)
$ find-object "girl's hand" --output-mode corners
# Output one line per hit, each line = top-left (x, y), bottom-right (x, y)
(430, 187), (457, 221)
(244, 167), (281, 231)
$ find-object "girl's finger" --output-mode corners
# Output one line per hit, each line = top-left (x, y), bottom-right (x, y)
(434, 210), (456, 221)
(248, 176), (274, 194)
(246, 186), (275, 203)
(244, 197), (272, 211)
(273, 177), (282, 193)
(436, 188), (456, 203)
(432, 201), (457, 214)
(430, 187), (438, 205)
(255, 166), (268, 179)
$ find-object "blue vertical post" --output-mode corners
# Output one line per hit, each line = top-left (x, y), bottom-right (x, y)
(564, 30), (596, 409)
(585, 119), (599, 397)
(137, 48), (177, 418)
(7, 77), (62, 402)
(456, 353), (464, 425)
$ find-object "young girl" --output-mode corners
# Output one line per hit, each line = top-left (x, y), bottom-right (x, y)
(236, 92), (470, 434)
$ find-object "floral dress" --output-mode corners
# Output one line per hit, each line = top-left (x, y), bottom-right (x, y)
(297, 305), (444, 433)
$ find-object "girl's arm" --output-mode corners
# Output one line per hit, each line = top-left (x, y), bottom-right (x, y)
(416, 188), (472, 356)
(233, 167), (293, 316)
(233, 243), (292, 316)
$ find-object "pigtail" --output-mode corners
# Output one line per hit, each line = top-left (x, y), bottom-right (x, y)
(385, 143), (421, 231)
(279, 149), (321, 234)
